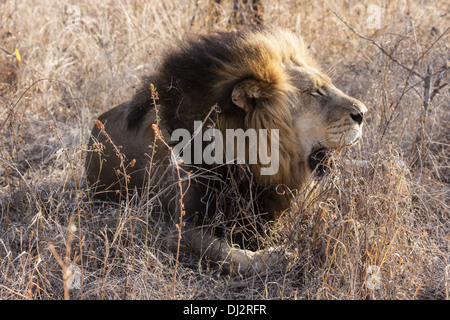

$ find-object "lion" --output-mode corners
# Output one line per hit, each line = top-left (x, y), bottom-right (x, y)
(85, 27), (367, 274)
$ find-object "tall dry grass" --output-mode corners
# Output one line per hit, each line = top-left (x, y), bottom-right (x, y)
(0, 0), (448, 299)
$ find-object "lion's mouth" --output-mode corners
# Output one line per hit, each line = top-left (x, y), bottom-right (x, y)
(308, 147), (332, 176)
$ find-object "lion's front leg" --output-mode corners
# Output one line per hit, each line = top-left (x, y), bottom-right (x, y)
(223, 244), (289, 275)
(183, 228), (289, 275)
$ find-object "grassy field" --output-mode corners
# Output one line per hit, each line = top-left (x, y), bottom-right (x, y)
(0, 0), (449, 300)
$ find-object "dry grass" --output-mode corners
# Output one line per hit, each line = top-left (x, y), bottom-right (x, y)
(0, 0), (449, 300)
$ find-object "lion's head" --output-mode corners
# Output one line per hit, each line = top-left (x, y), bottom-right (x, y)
(143, 27), (367, 189)
(230, 54), (367, 181)
(285, 59), (367, 174)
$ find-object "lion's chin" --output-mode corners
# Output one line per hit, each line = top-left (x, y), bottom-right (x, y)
(308, 147), (332, 176)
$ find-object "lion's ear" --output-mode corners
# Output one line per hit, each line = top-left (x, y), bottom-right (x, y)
(231, 80), (269, 112)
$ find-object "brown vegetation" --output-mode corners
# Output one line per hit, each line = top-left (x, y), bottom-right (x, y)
(0, 0), (448, 300)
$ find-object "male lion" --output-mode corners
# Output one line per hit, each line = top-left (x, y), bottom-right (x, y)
(85, 27), (367, 274)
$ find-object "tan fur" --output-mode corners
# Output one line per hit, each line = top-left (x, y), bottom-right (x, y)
(85, 27), (368, 274)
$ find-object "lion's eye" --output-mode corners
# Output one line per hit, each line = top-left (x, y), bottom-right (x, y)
(310, 88), (325, 97)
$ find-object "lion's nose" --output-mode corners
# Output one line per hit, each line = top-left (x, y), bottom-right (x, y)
(350, 112), (364, 125)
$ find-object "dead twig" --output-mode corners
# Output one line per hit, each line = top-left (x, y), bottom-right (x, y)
(329, 7), (449, 81)
(48, 216), (79, 300)
(328, 7), (424, 79)
(93, 119), (136, 299)
(147, 84), (188, 300)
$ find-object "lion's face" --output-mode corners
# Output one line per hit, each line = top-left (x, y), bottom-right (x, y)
(229, 51), (367, 179)
(285, 61), (368, 169)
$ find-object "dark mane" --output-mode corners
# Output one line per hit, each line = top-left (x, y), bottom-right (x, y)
(123, 26), (308, 202)
(126, 76), (156, 129)
(126, 29), (255, 131)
